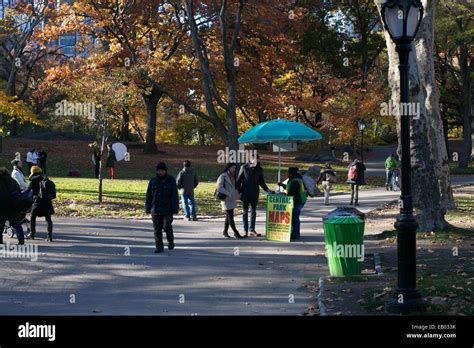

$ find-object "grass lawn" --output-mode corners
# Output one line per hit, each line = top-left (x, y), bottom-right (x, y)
(362, 191), (473, 315)
(52, 174), (384, 218)
(449, 161), (474, 175)
(53, 178), (222, 218)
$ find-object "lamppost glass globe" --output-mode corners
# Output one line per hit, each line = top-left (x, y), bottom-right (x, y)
(381, 0), (423, 43)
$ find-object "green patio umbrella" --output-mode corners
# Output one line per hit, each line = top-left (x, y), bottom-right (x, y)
(238, 118), (323, 184)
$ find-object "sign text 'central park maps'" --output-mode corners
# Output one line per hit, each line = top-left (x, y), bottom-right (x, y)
(265, 194), (294, 242)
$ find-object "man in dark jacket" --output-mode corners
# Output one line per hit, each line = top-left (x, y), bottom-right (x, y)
(236, 155), (271, 237)
(0, 167), (25, 245)
(176, 160), (199, 221)
(146, 162), (179, 253)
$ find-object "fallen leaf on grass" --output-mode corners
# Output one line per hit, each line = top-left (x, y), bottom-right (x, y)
(430, 297), (448, 305)
(375, 305), (384, 312)
(341, 288), (352, 293)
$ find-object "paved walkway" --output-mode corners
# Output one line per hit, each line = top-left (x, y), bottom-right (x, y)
(0, 188), (402, 316)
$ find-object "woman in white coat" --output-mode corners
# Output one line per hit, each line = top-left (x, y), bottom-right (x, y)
(216, 163), (243, 239)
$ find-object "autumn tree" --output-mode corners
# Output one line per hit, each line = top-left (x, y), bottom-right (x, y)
(71, 0), (187, 153)
(435, 0), (473, 169)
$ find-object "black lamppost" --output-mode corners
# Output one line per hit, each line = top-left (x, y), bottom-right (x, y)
(357, 119), (366, 163)
(381, 0), (425, 314)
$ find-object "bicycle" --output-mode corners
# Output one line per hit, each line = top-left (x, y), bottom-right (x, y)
(387, 169), (400, 191)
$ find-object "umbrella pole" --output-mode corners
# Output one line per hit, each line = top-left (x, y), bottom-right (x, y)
(278, 146), (281, 192)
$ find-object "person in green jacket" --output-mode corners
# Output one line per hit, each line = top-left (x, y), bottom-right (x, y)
(278, 167), (307, 241)
(385, 154), (399, 190)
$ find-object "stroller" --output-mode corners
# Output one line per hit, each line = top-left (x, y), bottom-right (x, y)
(3, 213), (31, 238)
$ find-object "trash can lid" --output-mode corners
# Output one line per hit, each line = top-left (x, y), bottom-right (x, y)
(322, 207), (366, 221)
(324, 216), (364, 224)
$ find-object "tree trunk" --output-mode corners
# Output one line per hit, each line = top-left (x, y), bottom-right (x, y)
(120, 108), (131, 141)
(459, 44), (472, 169)
(375, 0), (454, 231)
(142, 90), (162, 154)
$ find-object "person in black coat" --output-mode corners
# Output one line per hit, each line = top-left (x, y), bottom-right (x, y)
(37, 149), (48, 175)
(24, 166), (54, 241)
(106, 144), (117, 179)
(236, 155), (271, 237)
(346, 158), (366, 206)
(146, 162), (179, 253)
(89, 141), (101, 179)
(0, 167), (25, 245)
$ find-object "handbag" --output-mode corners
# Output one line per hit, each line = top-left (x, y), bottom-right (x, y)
(215, 175), (227, 201)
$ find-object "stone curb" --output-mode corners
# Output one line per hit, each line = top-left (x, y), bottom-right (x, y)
(318, 252), (384, 316)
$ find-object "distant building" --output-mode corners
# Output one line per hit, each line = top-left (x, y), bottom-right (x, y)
(0, 0), (79, 57)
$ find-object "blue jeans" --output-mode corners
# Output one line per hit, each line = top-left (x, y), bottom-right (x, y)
(291, 203), (303, 240)
(386, 169), (394, 187)
(242, 200), (257, 232)
(0, 218), (24, 242)
(181, 194), (196, 218)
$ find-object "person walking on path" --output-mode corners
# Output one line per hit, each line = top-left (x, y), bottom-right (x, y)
(106, 144), (117, 179)
(0, 167), (25, 245)
(346, 158), (366, 206)
(216, 163), (243, 239)
(89, 141), (102, 179)
(146, 162), (179, 253)
(37, 149), (48, 175)
(236, 155), (271, 237)
(176, 160), (199, 221)
(278, 167), (307, 241)
(316, 162), (337, 205)
(384, 154), (399, 190)
(26, 149), (38, 172)
(24, 166), (55, 241)
(11, 159), (28, 191)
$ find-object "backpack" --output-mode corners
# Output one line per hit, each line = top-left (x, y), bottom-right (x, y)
(302, 174), (317, 198)
(10, 191), (33, 212)
(348, 165), (358, 181)
(39, 177), (56, 200)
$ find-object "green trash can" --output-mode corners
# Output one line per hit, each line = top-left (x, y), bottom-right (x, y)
(323, 215), (365, 276)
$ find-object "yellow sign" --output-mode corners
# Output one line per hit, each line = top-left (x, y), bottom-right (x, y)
(266, 194), (294, 242)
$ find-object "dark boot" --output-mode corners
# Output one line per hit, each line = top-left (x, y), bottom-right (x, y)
(46, 220), (53, 242)
(18, 239), (24, 245)
(154, 247), (164, 253)
(168, 241), (175, 250)
(223, 231), (232, 238)
(29, 219), (36, 240)
(234, 231), (244, 239)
